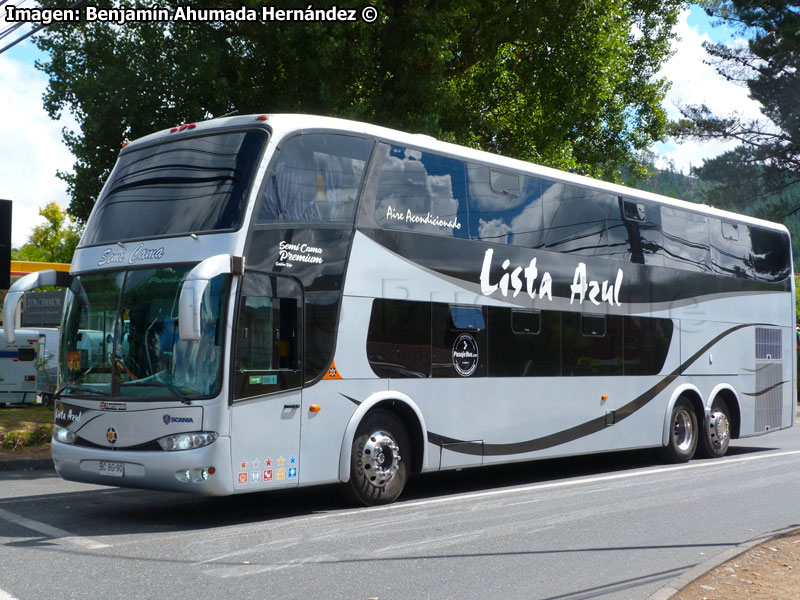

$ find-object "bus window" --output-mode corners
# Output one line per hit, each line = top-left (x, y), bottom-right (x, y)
(488, 307), (560, 377)
(562, 312), (623, 376)
(375, 145), (469, 238)
(623, 316), (673, 376)
(366, 299), (431, 378)
(661, 207), (711, 272)
(511, 309), (541, 335)
(233, 272), (302, 399)
(710, 218), (753, 279)
(258, 133), (373, 223)
(467, 165), (545, 248)
(751, 226), (791, 282)
(490, 169), (521, 196)
(82, 131), (266, 245)
(612, 198), (664, 266)
(544, 186), (614, 256)
(304, 293), (341, 383)
(449, 305), (484, 330)
(432, 303), (486, 377)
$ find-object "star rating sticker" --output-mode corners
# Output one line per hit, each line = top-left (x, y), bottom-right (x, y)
(240, 461), (247, 469)
(278, 457), (285, 467)
(290, 456), (296, 465)
(266, 457), (272, 467)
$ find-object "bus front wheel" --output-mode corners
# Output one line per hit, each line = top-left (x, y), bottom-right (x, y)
(660, 398), (698, 463)
(344, 409), (410, 506)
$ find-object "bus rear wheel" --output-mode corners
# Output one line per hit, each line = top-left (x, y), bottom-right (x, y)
(698, 400), (731, 458)
(660, 398), (698, 463)
(344, 410), (410, 506)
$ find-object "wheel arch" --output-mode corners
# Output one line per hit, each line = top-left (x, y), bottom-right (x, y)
(708, 384), (741, 439)
(338, 391), (428, 483)
(662, 384), (704, 447)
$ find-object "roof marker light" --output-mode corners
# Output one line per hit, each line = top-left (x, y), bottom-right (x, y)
(256, 115), (269, 121)
(170, 127), (178, 133)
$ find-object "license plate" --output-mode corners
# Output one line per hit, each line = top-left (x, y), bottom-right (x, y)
(98, 461), (124, 477)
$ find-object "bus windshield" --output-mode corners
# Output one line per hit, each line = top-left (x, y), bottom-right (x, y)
(60, 267), (229, 399)
(81, 130), (267, 246)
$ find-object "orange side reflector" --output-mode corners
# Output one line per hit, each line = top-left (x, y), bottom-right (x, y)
(309, 405), (321, 413)
(601, 395), (609, 401)
(323, 361), (342, 380)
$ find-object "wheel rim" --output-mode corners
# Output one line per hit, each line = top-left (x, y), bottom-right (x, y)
(361, 430), (401, 487)
(672, 408), (694, 452)
(708, 410), (730, 451)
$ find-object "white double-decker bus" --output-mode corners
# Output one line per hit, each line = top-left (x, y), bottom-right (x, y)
(4, 114), (795, 505)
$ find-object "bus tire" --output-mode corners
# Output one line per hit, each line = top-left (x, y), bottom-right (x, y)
(660, 398), (698, 463)
(343, 409), (410, 506)
(697, 400), (731, 459)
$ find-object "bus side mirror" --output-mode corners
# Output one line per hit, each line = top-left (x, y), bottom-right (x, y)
(3, 270), (71, 343)
(178, 254), (243, 341)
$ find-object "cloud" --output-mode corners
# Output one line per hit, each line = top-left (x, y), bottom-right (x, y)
(656, 8), (767, 174)
(0, 44), (76, 249)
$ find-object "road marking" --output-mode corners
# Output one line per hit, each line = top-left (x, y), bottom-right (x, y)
(327, 449), (800, 519)
(0, 588), (19, 600)
(196, 449), (800, 573)
(0, 507), (109, 550)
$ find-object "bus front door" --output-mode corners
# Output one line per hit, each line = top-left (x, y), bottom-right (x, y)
(230, 272), (303, 491)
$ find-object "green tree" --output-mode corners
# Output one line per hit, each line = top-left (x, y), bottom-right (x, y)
(670, 1), (800, 219)
(12, 202), (81, 263)
(35, 0), (681, 223)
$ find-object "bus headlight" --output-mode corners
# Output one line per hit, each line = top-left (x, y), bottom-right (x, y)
(53, 424), (77, 445)
(157, 431), (218, 451)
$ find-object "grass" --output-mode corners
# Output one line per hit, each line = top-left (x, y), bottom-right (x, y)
(0, 404), (53, 450)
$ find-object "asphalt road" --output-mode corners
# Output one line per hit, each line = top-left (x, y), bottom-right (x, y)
(1, 425), (800, 600)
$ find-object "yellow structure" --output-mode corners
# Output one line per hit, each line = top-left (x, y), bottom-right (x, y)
(10, 261), (71, 276)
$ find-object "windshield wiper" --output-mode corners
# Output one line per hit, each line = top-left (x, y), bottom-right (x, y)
(52, 385), (112, 401)
(119, 381), (192, 404)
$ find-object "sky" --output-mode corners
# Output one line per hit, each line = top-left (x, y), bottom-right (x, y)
(0, 4), (771, 250)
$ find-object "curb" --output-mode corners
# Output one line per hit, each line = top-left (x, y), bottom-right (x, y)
(645, 527), (800, 600)
(0, 457), (54, 472)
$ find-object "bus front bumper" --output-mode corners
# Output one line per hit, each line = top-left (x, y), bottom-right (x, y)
(51, 437), (234, 496)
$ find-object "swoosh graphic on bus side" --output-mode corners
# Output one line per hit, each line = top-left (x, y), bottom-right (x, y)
(740, 381), (787, 398)
(741, 363), (782, 373)
(427, 323), (756, 457)
(340, 393), (361, 406)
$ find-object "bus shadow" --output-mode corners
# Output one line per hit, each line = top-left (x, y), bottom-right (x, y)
(0, 443), (784, 543)
(400, 445), (769, 502)
(725, 445), (778, 456)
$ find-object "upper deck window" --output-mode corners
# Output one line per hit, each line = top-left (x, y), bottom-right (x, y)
(256, 133), (373, 224)
(375, 144), (469, 238)
(82, 130), (267, 246)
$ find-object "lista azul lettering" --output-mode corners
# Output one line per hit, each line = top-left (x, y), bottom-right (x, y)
(570, 262), (623, 307)
(479, 249), (623, 306)
(480, 249), (553, 301)
(97, 244), (166, 267)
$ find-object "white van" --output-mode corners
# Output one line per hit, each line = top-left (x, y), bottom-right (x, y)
(0, 328), (41, 405)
